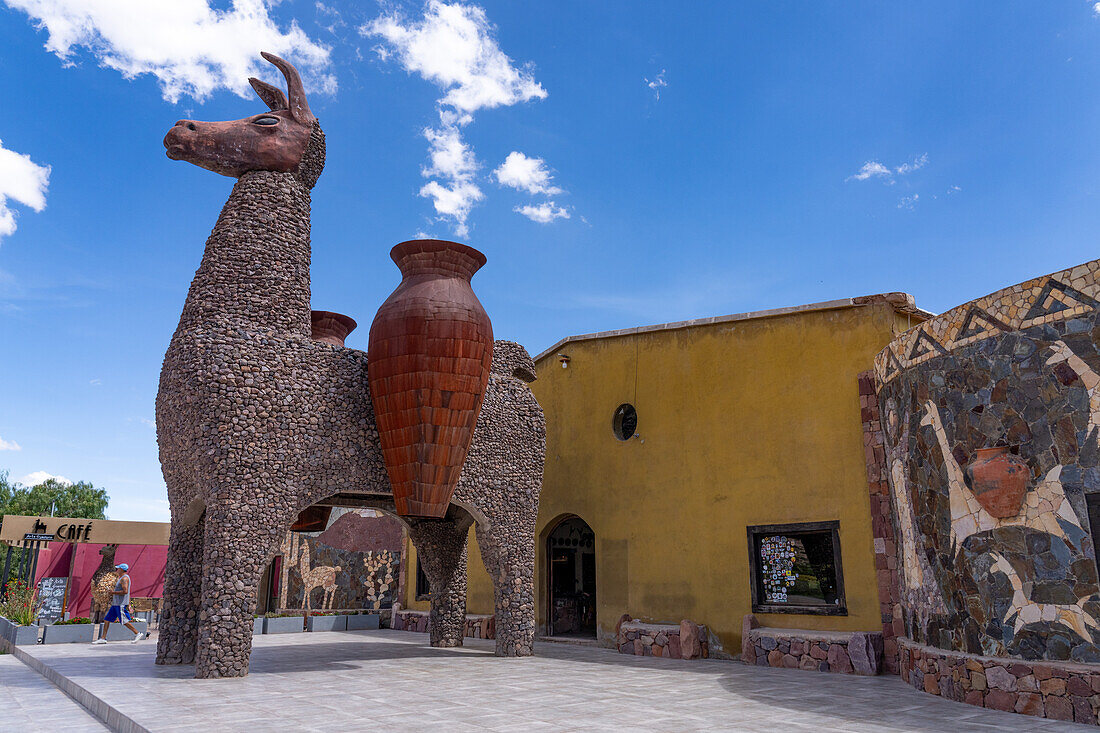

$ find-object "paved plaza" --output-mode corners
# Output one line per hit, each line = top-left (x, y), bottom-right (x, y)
(0, 629), (1094, 732)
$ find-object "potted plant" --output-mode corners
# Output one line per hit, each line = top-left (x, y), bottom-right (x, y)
(262, 612), (305, 634)
(0, 580), (43, 645)
(306, 611), (347, 632)
(43, 617), (94, 644)
(347, 611), (381, 631)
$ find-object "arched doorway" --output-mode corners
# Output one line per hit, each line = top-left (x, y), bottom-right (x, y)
(546, 516), (596, 637)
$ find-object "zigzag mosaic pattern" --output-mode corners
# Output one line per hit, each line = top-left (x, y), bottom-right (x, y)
(874, 259), (1100, 386)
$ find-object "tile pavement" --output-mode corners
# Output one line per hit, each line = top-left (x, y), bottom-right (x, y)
(10, 630), (1100, 732)
(0, 652), (107, 731)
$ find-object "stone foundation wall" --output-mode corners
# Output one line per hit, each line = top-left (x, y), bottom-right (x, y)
(899, 636), (1100, 724)
(741, 614), (883, 675)
(392, 610), (496, 640)
(615, 617), (708, 659)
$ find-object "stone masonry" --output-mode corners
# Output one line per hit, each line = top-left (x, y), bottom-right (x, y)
(741, 614), (883, 675)
(154, 55), (545, 678)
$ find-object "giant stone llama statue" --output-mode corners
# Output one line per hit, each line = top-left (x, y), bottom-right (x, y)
(155, 52), (545, 678)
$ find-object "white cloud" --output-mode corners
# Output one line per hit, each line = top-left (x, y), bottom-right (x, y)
(1094, 2), (1100, 16)
(0, 436), (22, 451)
(418, 125), (483, 236)
(4, 0), (335, 103)
(847, 161), (892, 182)
(493, 152), (562, 196)
(363, 1), (545, 115)
(515, 201), (570, 224)
(898, 194), (919, 210)
(18, 471), (72, 486)
(645, 69), (667, 100)
(895, 153), (928, 175)
(363, 1), (548, 234)
(847, 154), (928, 183)
(0, 139), (50, 240)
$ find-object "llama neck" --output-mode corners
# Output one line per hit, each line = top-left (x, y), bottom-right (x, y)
(176, 170), (312, 339)
(926, 408), (966, 487)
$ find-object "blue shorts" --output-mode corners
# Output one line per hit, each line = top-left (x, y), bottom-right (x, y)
(104, 605), (131, 623)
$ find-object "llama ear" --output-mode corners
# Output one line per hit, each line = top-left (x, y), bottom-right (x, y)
(249, 77), (289, 112)
(260, 51), (315, 125)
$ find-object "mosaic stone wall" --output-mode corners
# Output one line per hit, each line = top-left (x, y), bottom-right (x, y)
(615, 618), (708, 660)
(392, 609), (495, 639)
(278, 510), (401, 611)
(876, 259), (1100, 664)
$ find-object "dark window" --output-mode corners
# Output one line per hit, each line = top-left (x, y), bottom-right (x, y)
(747, 521), (847, 616)
(612, 403), (637, 441)
(415, 557), (430, 601)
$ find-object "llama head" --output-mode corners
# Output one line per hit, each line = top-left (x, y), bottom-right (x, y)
(1046, 340), (1072, 366)
(163, 52), (325, 188)
(99, 544), (117, 559)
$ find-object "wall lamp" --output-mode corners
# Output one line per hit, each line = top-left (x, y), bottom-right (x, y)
(559, 354), (571, 368)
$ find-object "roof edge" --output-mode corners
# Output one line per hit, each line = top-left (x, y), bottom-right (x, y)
(534, 292), (933, 363)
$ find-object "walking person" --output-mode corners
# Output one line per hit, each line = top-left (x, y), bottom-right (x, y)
(92, 563), (148, 644)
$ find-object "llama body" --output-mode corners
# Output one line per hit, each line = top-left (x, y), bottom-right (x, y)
(297, 542), (340, 610)
(154, 54), (545, 679)
(90, 544), (118, 621)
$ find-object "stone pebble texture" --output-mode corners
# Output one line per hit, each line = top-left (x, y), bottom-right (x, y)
(875, 258), (1100, 669)
(154, 94), (545, 678)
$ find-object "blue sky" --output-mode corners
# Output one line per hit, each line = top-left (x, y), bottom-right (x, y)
(3, 1), (1100, 520)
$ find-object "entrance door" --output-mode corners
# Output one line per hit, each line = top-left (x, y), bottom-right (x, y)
(547, 517), (596, 637)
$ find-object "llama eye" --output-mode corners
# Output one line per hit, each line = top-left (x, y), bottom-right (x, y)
(254, 116), (279, 126)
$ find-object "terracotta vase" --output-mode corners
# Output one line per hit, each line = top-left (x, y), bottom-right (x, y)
(966, 447), (1029, 519)
(367, 240), (494, 518)
(310, 310), (357, 346)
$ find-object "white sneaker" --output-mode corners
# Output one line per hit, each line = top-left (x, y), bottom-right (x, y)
(92, 639), (107, 645)
(131, 632), (148, 644)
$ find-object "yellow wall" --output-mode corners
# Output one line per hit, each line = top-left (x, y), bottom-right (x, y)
(530, 303), (906, 653)
(401, 302), (913, 654)
(402, 526), (495, 614)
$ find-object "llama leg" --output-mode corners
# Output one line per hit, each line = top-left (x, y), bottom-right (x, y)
(156, 517), (205, 665)
(194, 507), (278, 679)
(408, 518), (469, 648)
(476, 513), (536, 657)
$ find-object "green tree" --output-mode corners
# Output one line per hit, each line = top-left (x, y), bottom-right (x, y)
(1, 470), (109, 589)
(3, 477), (108, 519)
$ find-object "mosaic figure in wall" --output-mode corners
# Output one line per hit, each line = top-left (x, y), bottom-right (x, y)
(990, 551), (1100, 641)
(876, 262), (1100, 663)
(298, 540), (341, 611)
(920, 400), (1083, 553)
(363, 550), (398, 608)
(154, 53), (545, 678)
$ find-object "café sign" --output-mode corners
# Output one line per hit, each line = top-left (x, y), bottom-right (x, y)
(0, 515), (169, 546)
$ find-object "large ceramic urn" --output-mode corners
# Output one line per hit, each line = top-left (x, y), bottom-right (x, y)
(367, 240), (494, 518)
(966, 446), (1029, 518)
(311, 310), (357, 346)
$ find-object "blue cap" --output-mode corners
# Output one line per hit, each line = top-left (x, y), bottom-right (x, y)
(115, 563), (129, 571)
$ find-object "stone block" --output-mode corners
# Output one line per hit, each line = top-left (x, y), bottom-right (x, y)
(848, 632), (882, 676)
(1067, 676), (1092, 697)
(668, 634), (681, 659)
(964, 690), (984, 707)
(1040, 677), (1066, 696)
(984, 690), (1016, 712)
(985, 666), (1017, 691)
(782, 654), (798, 668)
(810, 644), (828, 660)
(1017, 674), (1038, 692)
(680, 620), (701, 660)
(1014, 692), (1043, 717)
(1072, 695), (1093, 724)
(767, 649), (783, 667)
(1046, 695), (1074, 721)
(759, 636), (777, 651)
(970, 671), (986, 691)
(799, 655), (818, 671)
(827, 644), (852, 674)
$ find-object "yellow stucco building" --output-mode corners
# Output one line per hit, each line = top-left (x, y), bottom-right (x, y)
(401, 293), (928, 655)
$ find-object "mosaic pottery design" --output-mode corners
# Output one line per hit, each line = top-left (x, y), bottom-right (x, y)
(367, 240), (494, 518)
(876, 257), (1100, 663)
(967, 447), (1030, 519)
